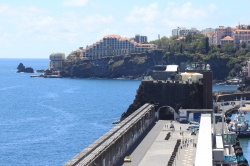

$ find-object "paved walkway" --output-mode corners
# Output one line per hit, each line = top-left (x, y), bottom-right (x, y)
(121, 120), (198, 166)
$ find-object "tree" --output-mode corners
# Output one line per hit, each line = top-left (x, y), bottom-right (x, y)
(180, 43), (183, 53)
(205, 37), (210, 54)
(222, 42), (234, 55)
(197, 41), (204, 54)
(241, 41), (247, 48)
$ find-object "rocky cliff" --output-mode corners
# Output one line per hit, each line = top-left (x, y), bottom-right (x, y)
(62, 50), (165, 78)
(63, 50), (241, 80)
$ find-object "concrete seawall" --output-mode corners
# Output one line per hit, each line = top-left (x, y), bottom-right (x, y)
(64, 103), (155, 166)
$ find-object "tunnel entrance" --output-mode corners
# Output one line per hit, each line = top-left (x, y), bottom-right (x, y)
(157, 106), (175, 120)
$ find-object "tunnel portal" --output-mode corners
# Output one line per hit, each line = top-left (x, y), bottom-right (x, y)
(157, 106), (175, 120)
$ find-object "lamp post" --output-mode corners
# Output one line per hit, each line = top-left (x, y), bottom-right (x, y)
(221, 100), (224, 137)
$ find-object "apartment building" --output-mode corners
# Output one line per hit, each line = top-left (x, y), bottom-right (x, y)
(232, 29), (250, 47)
(172, 27), (200, 36)
(207, 24), (250, 48)
(134, 34), (148, 43)
(201, 28), (215, 36)
(207, 32), (217, 45)
(78, 35), (156, 59)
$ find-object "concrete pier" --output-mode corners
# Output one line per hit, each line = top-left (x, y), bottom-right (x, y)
(118, 120), (198, 166)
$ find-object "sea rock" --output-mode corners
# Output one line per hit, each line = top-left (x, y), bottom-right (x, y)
(17, 63), (25, 70)
(17, 63), (34, 73)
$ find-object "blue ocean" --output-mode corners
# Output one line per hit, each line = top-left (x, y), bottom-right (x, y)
(0, 59), (249, 165)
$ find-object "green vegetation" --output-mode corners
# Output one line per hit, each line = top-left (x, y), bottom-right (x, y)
(64, 33), (250, 80)
(150, 33), (249, 79)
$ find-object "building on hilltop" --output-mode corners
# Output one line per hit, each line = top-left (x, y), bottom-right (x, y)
(232, 29), (250, 48)
(172, 27), (200, 36)
(206, 32), (217, 45)
(201, 28), (215, 36)
(220, 36), (234, 46)
(134, 34), (148, 43)
(214, 26), (235, 45)
(72, 35), (157, 60)
(207, 24), (250, 48)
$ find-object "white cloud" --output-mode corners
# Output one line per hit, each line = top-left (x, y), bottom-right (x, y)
(63, 0), (88, 7)
(125, 3), (159, 23)
(0, 3), (114, 47)
(163, 2), (219, 31)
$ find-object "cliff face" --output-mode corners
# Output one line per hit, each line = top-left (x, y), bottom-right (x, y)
(63, 50), (239, 80)
(120, 81), (204, 120)
(62, 50), (165, 78)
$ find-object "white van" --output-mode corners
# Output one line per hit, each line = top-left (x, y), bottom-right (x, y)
(187, 125), (199, 130)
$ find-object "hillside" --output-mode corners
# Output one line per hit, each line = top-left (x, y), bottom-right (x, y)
(62, 49), (247, 80)
(63, 34), (250, 80)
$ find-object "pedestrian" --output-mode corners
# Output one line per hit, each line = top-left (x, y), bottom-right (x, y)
(180, 126), (181, 130)
(195, 143), (196, 148)
(180, 132), (181, 135)
(181, 146), (182, 149)
(187, 143), (189, 147)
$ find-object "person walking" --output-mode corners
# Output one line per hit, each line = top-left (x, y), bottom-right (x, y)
(180, 126), (181, 130)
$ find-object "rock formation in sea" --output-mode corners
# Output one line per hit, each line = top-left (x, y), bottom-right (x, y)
(17, 63), (34, 73)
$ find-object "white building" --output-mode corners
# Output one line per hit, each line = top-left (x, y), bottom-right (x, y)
(49, 52), (65, 70)
(77, 35), (157, 59)
(201, 28), (215, 36)
(172, 27), (200, 36)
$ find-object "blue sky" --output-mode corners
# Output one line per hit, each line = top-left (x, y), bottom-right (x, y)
(0, 0), (250, 58)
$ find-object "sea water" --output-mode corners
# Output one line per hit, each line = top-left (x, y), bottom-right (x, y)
(0, 59), (249, 165)
(0, 59), (140, 165)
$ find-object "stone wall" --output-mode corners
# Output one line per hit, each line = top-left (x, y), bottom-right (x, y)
(121, 81), (204, 120)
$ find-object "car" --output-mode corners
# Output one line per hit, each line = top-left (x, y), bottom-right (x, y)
(170, 124), (175, 128)
(180, 120), (189, 124)
(124, 156), (131, 162)
(189, 121), (199, 125)
(187, 125), (199, 130)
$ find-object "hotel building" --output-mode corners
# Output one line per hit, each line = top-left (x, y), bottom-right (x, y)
(207, 24), (250, 47)
(172, 27), (200, 36)
(78, 35), (157, 59)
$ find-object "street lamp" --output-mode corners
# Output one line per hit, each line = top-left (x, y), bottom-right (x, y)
(221, 100), (224, 137)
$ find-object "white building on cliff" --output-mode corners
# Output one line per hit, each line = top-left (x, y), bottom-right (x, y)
(72, 35), (157, 59)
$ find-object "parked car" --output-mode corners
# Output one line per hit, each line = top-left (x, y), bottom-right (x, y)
(187, 125), (199, 130)
(180, 120), (189, 124)
(124, 156), (131, 162)
(189, 121), (199, 125)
